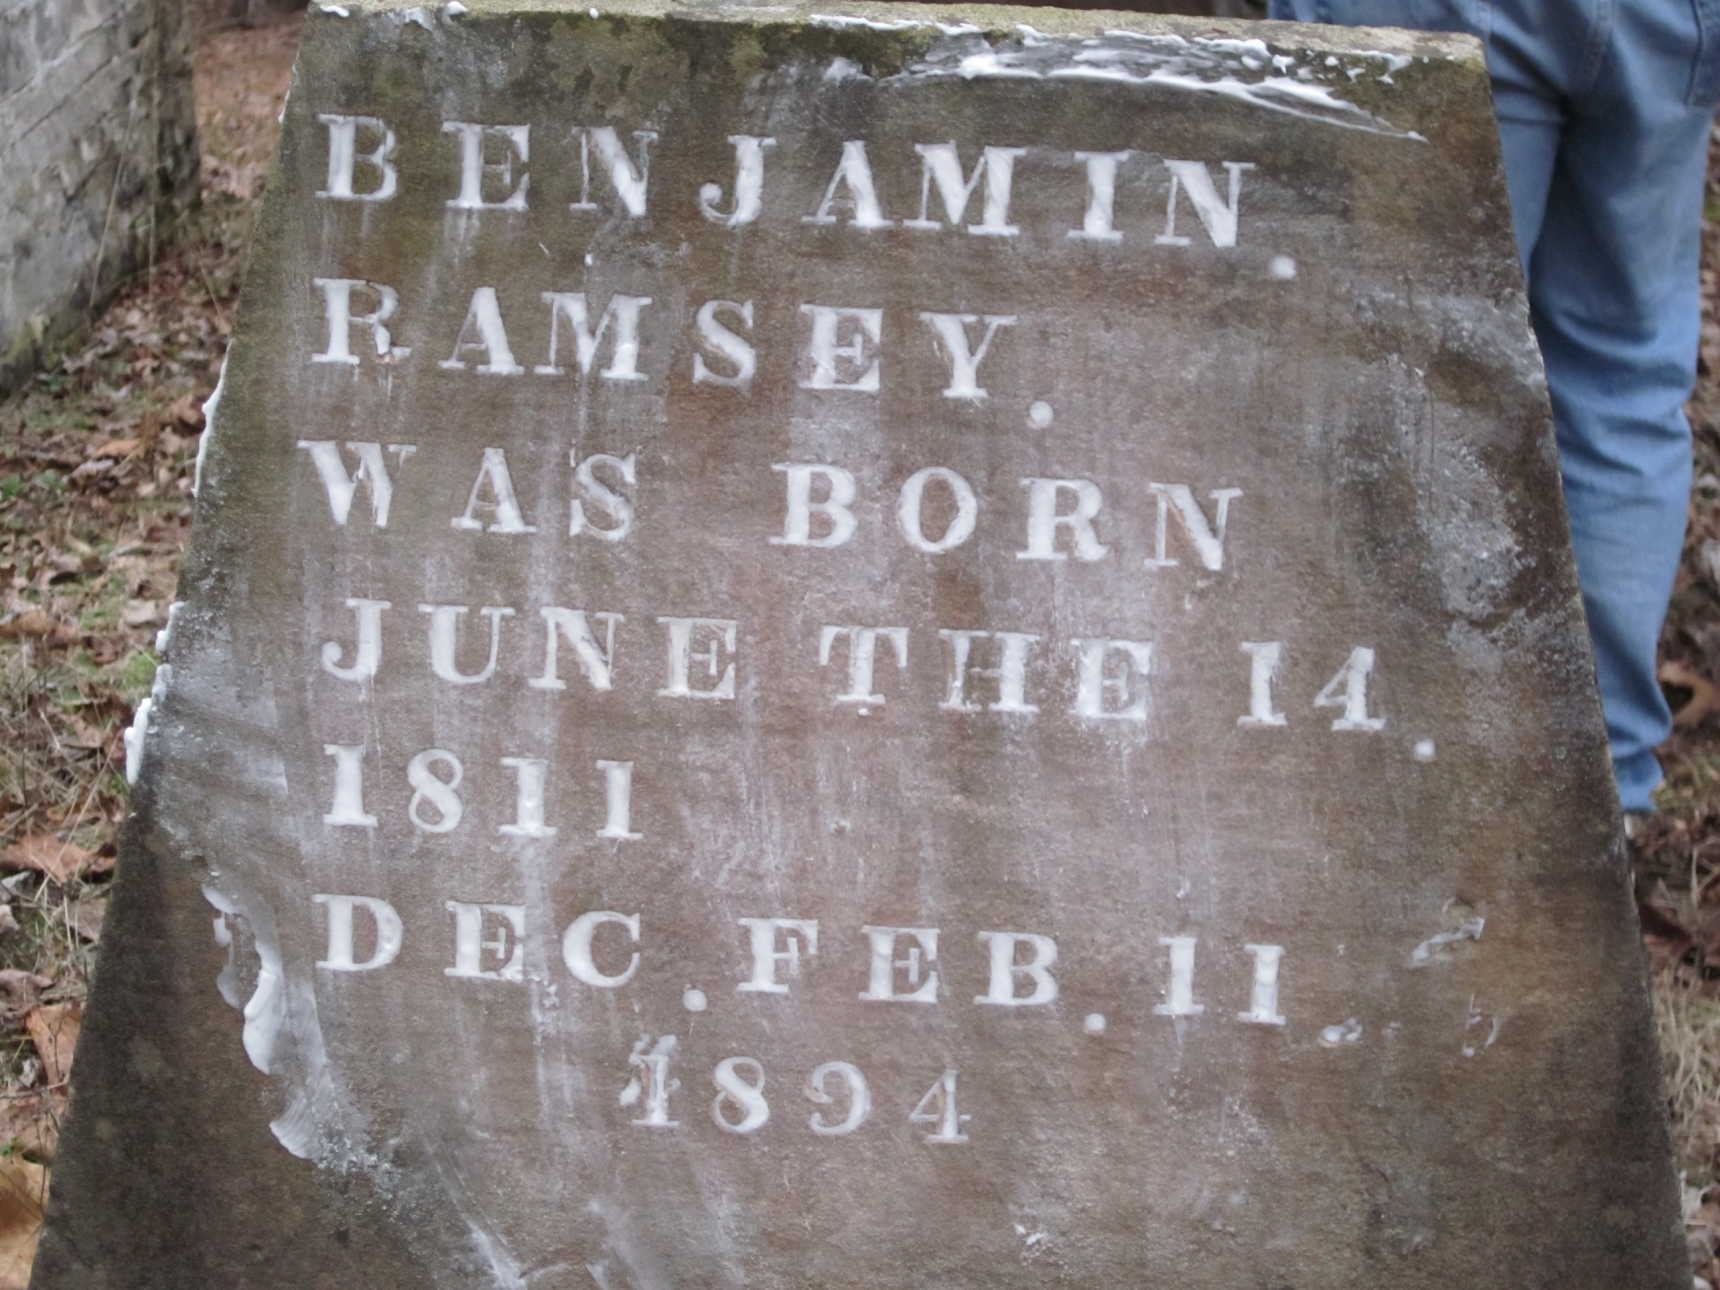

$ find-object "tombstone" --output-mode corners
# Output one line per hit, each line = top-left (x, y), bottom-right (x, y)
(32, 2), (1685, 1287)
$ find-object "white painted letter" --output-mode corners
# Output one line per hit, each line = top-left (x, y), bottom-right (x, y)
(311, 279), (410, 364)
(919, 312), (1016, 400)
(321, 743), (377, 828)
(909, 1069), (969, 1142)
(772, 463), (857, 548)
(535, 292), (651, 381)
(420, 604), (514, 684)
(1071, 638), (1152, 721)
(799, 305), (882, 392)
(904, 143), (1025, 236)
(597, 759), (643, 840)
(438, 287), (524, 375)
(806, 1061), (870, 1136)
(296, 441), (416, 527)
(320, 596), (390, 680)
(1018, 477), (1107, 561)
(571, 452), (637, 541)
(711, 1057), (770, 1134)
(563, 910), (641, 987)
(442, 122), (530, 210)
(316, 114), (398, 201)
(1155, 160), (1254, 249)
(1314, 646), (1385, 732)
(1144, 483), (1242, 571)
(818, 625), (908, 705)
(700, 135), (776, 226)
(975, 931), (1057, 1005)
(531, 608), (621, 691)
(571, 127), (656, 216)
(1238, 641), (1287, 728)
(1238, 943), (1286, 1025)
(692, 299), (755, 389)
(452, 447), (537, 533)
(656, 616), (738, 700)
(858, 926), (940, 1003)
(499, 756), (555, 838)
(736, 917), (818, 994)
(897, 466), (978, 553)
(1068, 150), (1128, 241)
(1153, 935), (1204, 1017)
(407, 748), (464, 833)
(804, 140), (893, 228)
(445, 901), (526, 980)
(939, 629), (1038, 714)
(314, 893), (403, 971)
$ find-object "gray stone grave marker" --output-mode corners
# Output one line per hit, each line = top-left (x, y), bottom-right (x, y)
(32, 3), (1685, 1287)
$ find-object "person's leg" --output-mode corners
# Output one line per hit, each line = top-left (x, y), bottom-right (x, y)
(1268, 0), (1706, 809)
(1523, 4), (1713, 808)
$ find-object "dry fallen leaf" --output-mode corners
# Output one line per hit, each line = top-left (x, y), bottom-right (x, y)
(0, 1093), (64, 1164)
(120, 598), (159, 627)
(69, 899), (106, 944)
(1661, 659), (1720, 729)
(0, 612), (77, 646)
(0, 1154), (49, 1290)
(87, 437), (138, 460)
(169, 392), (203, 428)
(24, 1006), (81, 1088)
(0, 837), (106, 885)
(0, 976), (53, 1016)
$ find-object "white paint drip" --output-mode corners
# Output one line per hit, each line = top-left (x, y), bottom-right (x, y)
(1183, 34), (1268, 56)
(200, 885), (350, 1161)
(1013, 1223), (1049, 1251)
(1461, 995), (1503, 1057)
(1319, 1017), (1363, 1046)
(317, 3), (349, 14)
(122, 662), (171, 786)
(154, 600), (185, 656)
(398, 5), (433, 30)
(824, 56), (868, 82)
(193, 352), (229, 499)
(1410, 915), (1485, 966)
(810, 12), (977, 34)
(444, 0), (467, 12)
(204, 887), (285, 1074)
(892, 31), (1426, 139)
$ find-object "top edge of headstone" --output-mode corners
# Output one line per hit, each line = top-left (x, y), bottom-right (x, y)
(310, 0), (1480, 66)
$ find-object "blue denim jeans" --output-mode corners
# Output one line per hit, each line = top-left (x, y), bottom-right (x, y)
(1271, 0), (1718, 810)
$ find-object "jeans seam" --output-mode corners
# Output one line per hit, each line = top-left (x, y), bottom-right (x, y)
(1691, 0), (1720, 104)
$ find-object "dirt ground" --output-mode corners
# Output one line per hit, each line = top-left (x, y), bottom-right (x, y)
(4, 13), (1720, 1286)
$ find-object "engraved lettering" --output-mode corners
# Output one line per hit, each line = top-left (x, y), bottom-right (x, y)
(316, 113), (398, 201)
(736, 917), (818, 994)
(296, 441), (416, 527)
(314, 893), (403, 971)
(445, 901), (526, 980)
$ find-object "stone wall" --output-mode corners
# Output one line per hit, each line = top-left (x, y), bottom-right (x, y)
(0, 0), (199, 394)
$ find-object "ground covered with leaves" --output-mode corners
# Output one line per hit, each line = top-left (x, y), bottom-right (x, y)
(7, 14), (1720, 1287)
(0, 17), (298, 1282)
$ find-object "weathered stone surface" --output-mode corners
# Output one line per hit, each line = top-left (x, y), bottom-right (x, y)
(0, 0), (199, 393)
(34, 3), (1684, 1287)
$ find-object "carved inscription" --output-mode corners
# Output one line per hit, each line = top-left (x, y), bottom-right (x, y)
(276, 105), (1417, 1157)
